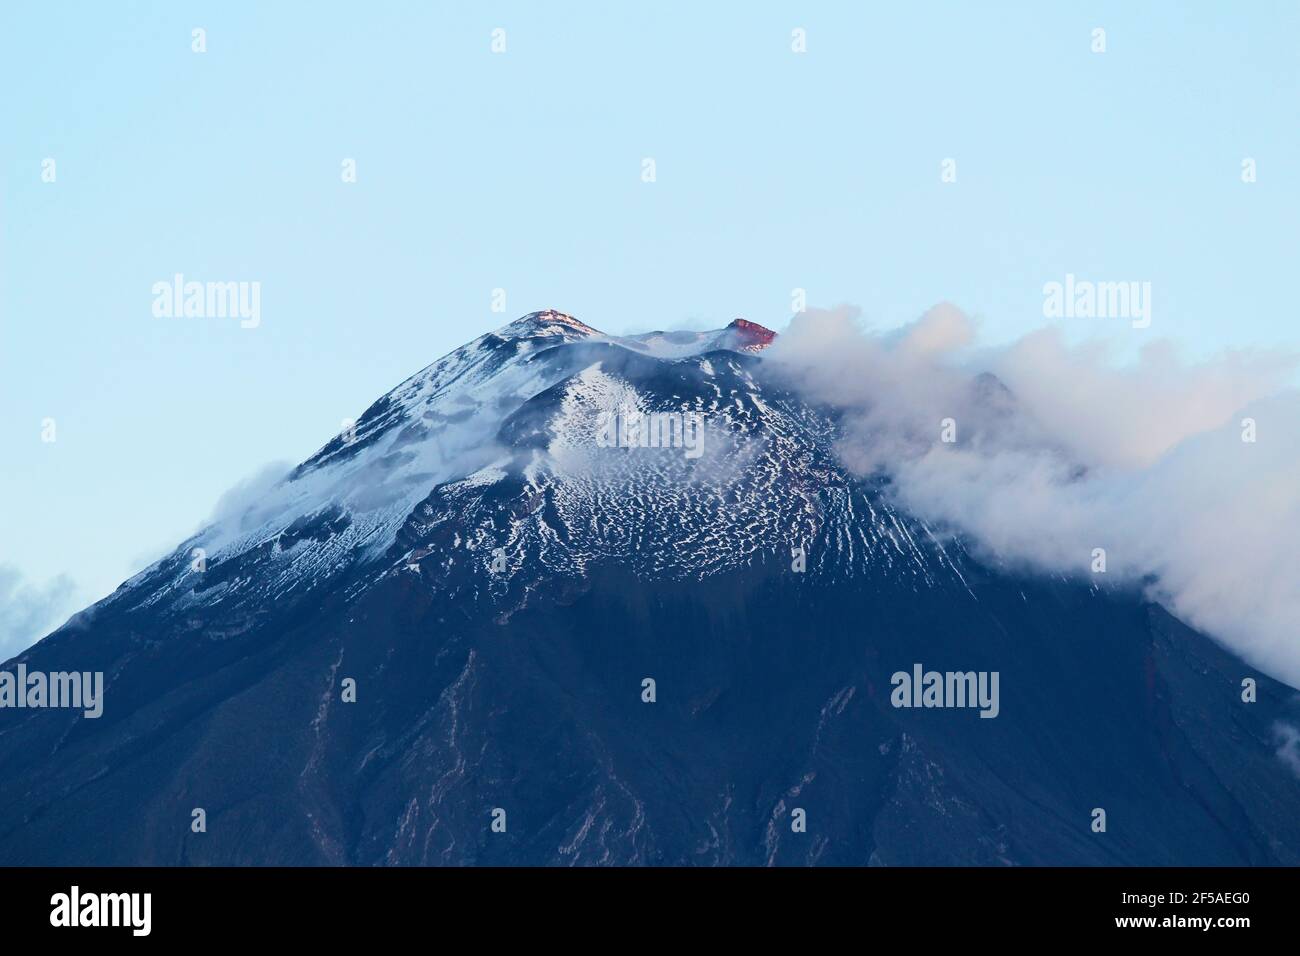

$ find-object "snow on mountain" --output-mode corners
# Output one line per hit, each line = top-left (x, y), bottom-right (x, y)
(106, 314), (789, 606)
(394, 348), (974, 611)
(609, 318), (777, 358)
(103, 309), (977, 632)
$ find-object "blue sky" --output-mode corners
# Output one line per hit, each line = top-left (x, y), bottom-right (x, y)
(2, 1), (1298, 650)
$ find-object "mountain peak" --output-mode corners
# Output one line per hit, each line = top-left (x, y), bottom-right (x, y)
(10, 299), (1300, 870)
(726, 317), (775, 334)
(502, 310), (601, 338)
(717, 317), (777, 352)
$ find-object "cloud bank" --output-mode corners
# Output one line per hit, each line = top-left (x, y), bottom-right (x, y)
(768, 305), (1300, 689)
(0, 565), (80, 663)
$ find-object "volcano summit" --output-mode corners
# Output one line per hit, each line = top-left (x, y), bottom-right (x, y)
(1, 311), (1297, 866)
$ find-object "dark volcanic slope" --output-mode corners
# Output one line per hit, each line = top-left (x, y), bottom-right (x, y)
(2, 312), (1297, 865)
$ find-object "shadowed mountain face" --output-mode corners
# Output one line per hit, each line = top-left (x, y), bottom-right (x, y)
(2, 312), (1297, 866)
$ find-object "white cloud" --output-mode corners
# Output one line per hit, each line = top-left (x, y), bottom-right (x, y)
(0, 564), (81, 662)
(1274, 722), (1300, 779)
(769, 305), (1300, 689)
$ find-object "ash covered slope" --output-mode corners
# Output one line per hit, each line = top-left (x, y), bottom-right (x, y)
(1, 311), (1298, 866)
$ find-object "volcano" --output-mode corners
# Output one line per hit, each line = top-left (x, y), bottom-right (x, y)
(2, 310), (1297, 866)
